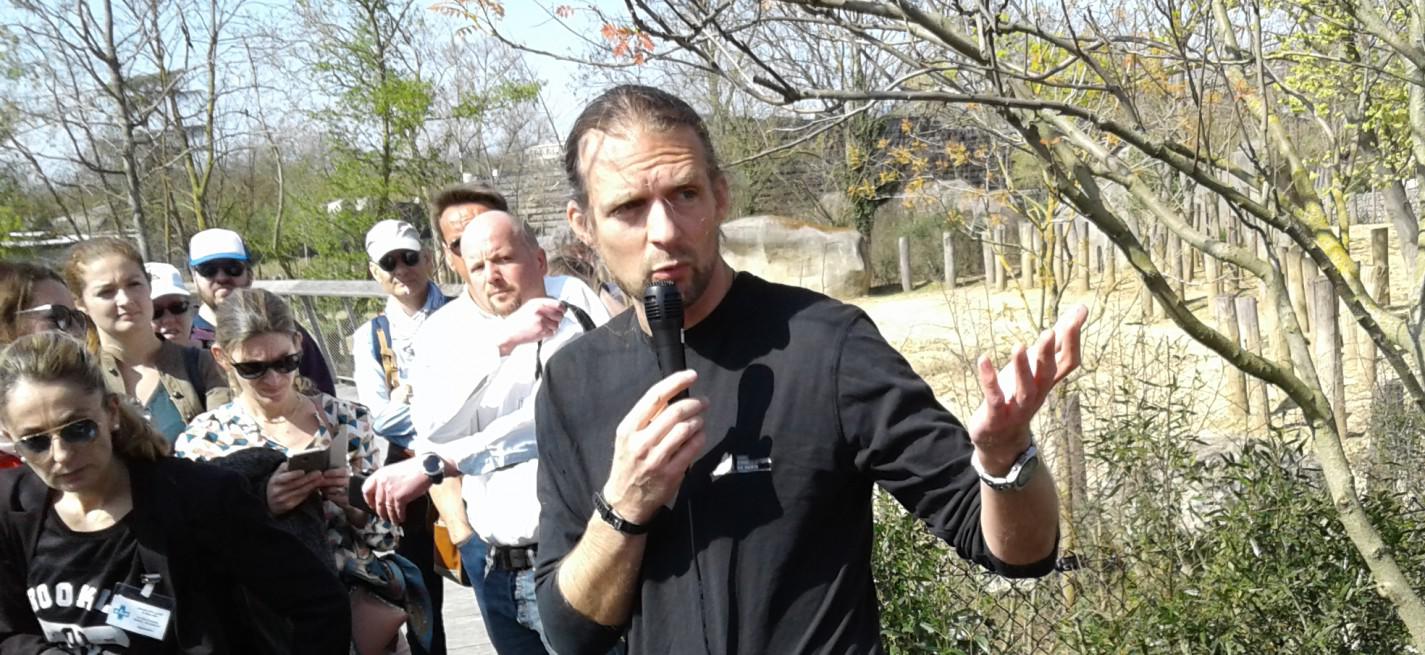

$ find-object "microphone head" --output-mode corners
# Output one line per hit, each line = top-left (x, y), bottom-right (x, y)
(642, 281), (684, 325)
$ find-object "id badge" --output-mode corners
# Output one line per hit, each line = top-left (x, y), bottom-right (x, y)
(105, 578), (173, 641)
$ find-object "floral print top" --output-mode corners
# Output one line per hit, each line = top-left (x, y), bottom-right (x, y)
(174, 393), (400, 556)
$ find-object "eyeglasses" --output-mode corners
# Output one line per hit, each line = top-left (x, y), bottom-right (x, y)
(377, 250), (421, 273)
(194, 260), (247, 279)
(447, 237), (463, 258)
(152, 300), (191, 319)
(12, 418), (101, 457)
(16, 304), (86, 336)
(230, 353), (301, 379)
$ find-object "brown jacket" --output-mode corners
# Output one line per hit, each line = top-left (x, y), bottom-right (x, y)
(101, 339), (233, 423)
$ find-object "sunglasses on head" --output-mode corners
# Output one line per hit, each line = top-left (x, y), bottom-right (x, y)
(194, 260), (247, 279)
(230, 353), (301, 379)
(377, 250), (421, 273)
(16, 304), (85, 336)
(152, 300), (191, 319)
(446, 237), (463, 258)
(13, 418), (101, 456)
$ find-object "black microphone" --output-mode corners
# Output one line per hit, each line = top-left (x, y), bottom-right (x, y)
(643, 281), (689, 400)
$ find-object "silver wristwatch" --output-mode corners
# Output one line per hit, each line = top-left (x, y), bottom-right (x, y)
(971, 444), (1039, 491)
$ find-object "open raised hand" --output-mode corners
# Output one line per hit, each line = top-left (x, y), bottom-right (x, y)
(967, 305), (1088, 473)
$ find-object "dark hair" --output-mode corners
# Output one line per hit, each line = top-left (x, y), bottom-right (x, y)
(563, 84), (722, 209)
(0, 332), (169, 461)
(429, 183), (510, 247)
(0, 262), (67, 345)
(63, 237), (147, 298)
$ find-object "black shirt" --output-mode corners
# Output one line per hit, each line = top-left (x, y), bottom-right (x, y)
(27, 509), (161, 653)
(534, 273), (1055, 655)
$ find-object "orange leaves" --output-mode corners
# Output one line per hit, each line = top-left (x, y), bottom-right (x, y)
(602, 22), (655, 65)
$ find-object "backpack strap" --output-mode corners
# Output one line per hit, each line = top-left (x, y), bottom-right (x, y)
(182, 345), (207, 401)
(371, 315), (399, 391)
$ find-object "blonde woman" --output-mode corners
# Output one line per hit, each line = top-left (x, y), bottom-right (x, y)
(175, 288), (424, 653)
(63, 238), (230, 442)
(0, 332), (349, 652)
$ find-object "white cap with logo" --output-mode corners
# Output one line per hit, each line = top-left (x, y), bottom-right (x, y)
(189, 228), (249, 266)
(365, 220), (423, 262)
(145, 262), (190, 299)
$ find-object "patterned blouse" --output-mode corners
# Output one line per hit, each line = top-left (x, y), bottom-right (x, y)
(174, 393), (400, 557)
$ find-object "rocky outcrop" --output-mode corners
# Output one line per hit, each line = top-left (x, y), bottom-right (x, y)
(721, 215), (869, 299)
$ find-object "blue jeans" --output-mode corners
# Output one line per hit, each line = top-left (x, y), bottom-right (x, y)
(458, 539), (552, 655)
(457, 537), (489, 617)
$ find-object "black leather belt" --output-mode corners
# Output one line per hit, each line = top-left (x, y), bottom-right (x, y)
(489, 544), (538, 571)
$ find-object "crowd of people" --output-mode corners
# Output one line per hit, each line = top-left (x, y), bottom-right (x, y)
(0, 85), (1085, 655)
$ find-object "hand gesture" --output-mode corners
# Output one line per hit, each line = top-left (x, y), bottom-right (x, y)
(498, 298), (565, 356)
(602, 371), (706, 526)
(968, 305), (1088, 473)
(267, 463), (324, 515)
(361, 457), (433, 523)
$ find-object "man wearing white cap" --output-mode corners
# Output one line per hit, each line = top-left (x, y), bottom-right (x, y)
(351, 219), (455, 655)
(145, 262), (195, 347)
(187, 228), (338, 396)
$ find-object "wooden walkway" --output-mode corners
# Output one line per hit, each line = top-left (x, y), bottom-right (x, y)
(440, 578), (496, 654)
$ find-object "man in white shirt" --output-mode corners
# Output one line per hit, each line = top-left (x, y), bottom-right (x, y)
(363, 199), (610, 654)
(350, 219), (454, 655)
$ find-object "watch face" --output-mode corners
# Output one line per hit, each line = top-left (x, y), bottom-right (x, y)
(422, 455), (442, 475)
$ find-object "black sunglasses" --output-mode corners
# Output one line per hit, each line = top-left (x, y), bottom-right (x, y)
(16, 304), (85, 336)
(230, 353), (302, 379)
(194, 260), (247, 279)
(377, 250), (421, 272)
(13, 418), (101, 456)
(447, 237), (463, 258)
(152, 300), (191, 319)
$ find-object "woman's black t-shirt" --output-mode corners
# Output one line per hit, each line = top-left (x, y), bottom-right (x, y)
(24, 508), (161, 653)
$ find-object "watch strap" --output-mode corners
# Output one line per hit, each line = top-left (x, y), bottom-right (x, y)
(592, 491), (649, 535)
(971, 443), (1039, 491)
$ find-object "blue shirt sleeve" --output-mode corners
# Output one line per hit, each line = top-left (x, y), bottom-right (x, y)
(350, 321), (415, 445)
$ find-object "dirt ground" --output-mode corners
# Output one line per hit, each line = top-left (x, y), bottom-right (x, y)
(844, 223), (1418, 464)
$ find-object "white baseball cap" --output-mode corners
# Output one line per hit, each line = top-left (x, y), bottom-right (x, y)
(145, 262), (190, 299)
(189, 228), (249, 266)
(365, 220), (423, 262)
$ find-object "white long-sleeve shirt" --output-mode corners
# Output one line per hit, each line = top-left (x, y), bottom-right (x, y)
(409, 275), (611, 546)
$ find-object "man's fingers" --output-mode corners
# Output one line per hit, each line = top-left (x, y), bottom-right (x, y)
(1032, 329), (1057, 389)
(1010, 345), (1034, 404)
(976, 354), (1004, 408)
(665, 427), (707, 473)
(1053, 305), (1088, 384)
(635, 397), (706, 450)
(618, 370), (699, 435)
(645, 415), (705, 469)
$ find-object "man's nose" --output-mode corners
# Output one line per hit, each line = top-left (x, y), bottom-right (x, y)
(647, 198), (679, 245)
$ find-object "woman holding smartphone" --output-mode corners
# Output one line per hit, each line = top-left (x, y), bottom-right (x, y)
(175, 288), (419, 653)
(0, 332), (350, 652)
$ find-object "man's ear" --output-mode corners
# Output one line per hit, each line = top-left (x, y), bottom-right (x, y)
(368, 261), (381, 281)
(534, 246), (548, 277)
(567, 200), (595, 246)
(713, 173), (732, 226)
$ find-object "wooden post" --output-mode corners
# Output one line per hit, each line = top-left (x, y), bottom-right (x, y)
(898, 236), (912, 293)
(1105, 240), (1118, 289)
(1236, 296), (1271, 431)
(995, 226), (1010, 292)
(1286, 248), (1310, 333)
(1018, 223), (1034, 289)
(1181, 234), (1195, 285)
(942, 231), (957, 289)
(1032, 227), (1046, 289)
(1312, 279), (1349, 438)
(1215, 295), (1249, 423)
(1362, 226), (1390, 391)
(1075, 219), (1091, 293)
(1166, 233), (1183, 296)
(1370, 226), (1391, 306)
(982, 235), (996, 291)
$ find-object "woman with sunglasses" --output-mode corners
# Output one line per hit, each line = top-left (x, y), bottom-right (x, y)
(0, 332), (351, 652)
(0, 262), (95, 470)
(175, 289), (408, 650)
(144, 262), (196, 348)
(63, 239), (231, 444)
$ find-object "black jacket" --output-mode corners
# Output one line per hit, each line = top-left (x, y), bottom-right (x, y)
(0, 457), (351, 654)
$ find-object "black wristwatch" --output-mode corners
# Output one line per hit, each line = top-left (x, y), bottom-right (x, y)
(420, 453), (445, 485)
(592, 491), (649, 535)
